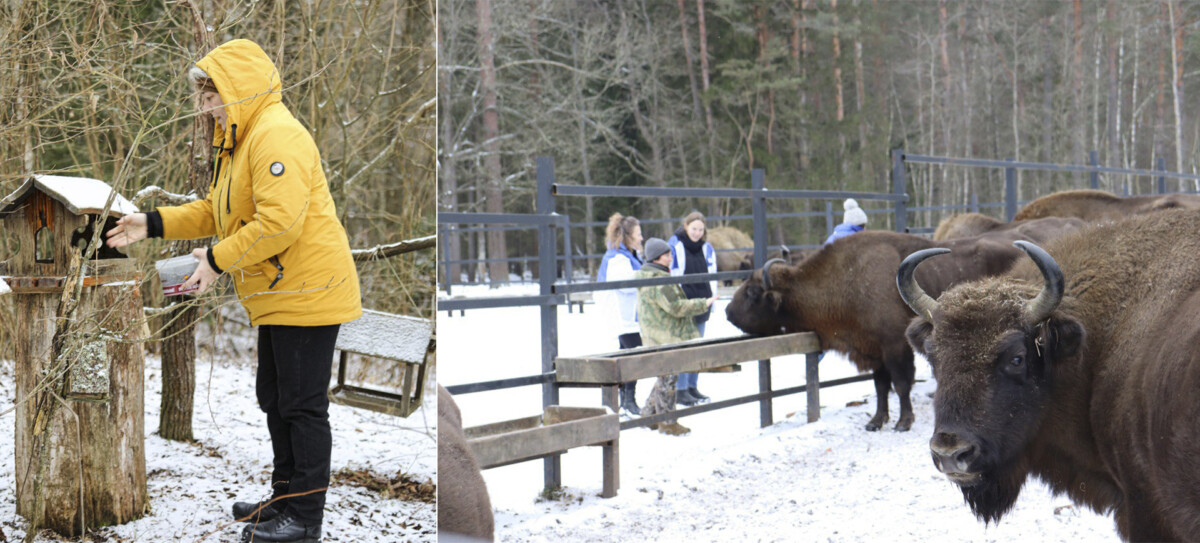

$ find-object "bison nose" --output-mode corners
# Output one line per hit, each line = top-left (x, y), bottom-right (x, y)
(930, 432), (979, 473)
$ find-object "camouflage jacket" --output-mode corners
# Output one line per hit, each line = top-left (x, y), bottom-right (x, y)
(635, 264), (709, 347)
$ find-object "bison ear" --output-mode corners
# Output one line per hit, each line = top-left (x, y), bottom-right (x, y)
(905, 317), (934, 355)
(1040, 315), (1085, 361)
(765, 290), (783, 312)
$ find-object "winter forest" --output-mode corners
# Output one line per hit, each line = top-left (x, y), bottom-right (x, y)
(440, 0), (1200, 282)
(0, 1), (436, 541)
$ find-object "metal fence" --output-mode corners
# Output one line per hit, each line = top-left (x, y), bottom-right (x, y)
(442, 150), (1200, 288)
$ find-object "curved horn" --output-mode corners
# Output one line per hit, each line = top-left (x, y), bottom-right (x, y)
(760, 258), (788, 291)
(1013, 240), (1064, 324)
(896, 248), (951, 322)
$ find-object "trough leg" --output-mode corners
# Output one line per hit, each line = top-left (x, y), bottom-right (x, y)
(601, 384), (619, 498)
(806, 352), (820, 423)
(759, 359), (773, 428)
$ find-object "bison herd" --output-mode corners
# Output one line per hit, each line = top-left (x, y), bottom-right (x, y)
(725, 188), (1200, 540)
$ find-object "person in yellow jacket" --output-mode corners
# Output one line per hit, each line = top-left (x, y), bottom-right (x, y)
(106, 39), (360, 543)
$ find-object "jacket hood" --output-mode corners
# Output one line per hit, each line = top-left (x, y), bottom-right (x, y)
(196, 39), (283, 149)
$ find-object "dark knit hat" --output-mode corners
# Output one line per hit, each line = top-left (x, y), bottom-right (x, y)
(644, 237), (670, 262)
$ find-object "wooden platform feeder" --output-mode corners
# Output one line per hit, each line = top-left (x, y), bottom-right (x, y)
(464, 406), (620, 497)
(329, 309), (433, 417)
(0, 175), (147, 536)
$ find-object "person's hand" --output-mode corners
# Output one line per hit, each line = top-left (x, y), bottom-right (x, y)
(705, 296), (718, 308)
(182, 248), (221, 295)
(105, 213), (148, 248)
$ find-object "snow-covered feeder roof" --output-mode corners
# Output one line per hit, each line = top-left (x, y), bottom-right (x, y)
(336, 309), (433, 363)
(0, 174), (139, 217)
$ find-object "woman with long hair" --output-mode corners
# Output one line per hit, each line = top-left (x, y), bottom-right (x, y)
(666, 211), (717, 406)
(595, 213), (644, 415)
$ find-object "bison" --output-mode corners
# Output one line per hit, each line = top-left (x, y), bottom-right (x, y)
(724, 229), (1029, 432)
(932, 213), (1085, 243)
(1013, 188), (1200, 222)
(707, 226), (754, 274)
(437, 386), (495, 541)
(898, 210), (1200, 540)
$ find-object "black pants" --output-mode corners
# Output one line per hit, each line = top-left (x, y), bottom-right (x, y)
(257, 324), (340, 523)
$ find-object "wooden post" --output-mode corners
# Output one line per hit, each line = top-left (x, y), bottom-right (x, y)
(758, 359), (773, 428)
(600, 384), (619, 498)
(806, 352), (820, 423)
(14, 277), (147, 536)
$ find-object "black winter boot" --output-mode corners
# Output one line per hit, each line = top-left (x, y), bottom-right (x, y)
(620, 382), (641, 416)
(240, 509), (322, 542)
(675, 388), (699, 407)
(688, 387), (710, 403)
(233, 481), (288, 522)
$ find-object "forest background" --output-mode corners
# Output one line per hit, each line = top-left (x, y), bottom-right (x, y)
(0, 0), (435, 331)
(440, 0), (1200, 283)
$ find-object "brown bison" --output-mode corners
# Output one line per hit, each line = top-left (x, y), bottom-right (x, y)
(1013, 189), (1200, 222)
(932, 213), (1085, 243)
(898, 210), (1200, 540)
(724, 230), (1029, 432)
(437, 386), (495, 541)
(707, 226), (754, 273)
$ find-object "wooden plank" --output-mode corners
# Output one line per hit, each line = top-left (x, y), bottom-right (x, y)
(466, 410), (619, 470)
(463, 414), (541, 440)
(556, 332), (820, 384)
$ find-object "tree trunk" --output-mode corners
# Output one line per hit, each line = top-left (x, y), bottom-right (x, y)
(832, 0), (844, 122)
(476, 0), (507, 284)
(439, 10), (462, 284)
(1106, 2), (1120, 169)
(159, 2), (215, 443)
(15, 280), (147, 536)
(1169, 0), (1185, 174)
(1072, 0), (1084, 165)
(677, 0), (703, 121)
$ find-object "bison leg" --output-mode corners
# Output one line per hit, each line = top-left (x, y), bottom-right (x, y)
(885, 350), (917, 432)
(865, 366), (891, 431)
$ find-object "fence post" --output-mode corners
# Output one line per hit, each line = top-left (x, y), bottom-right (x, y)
(970, 192), (979, 214)
(891, 149), (908, 233)
(751, 169), (767, 268)
(442, 227), (453, 298)
(824, 201), (834, 239)
(1005, 158), (1017, 221)
(1157, 157), (1167, 194)
(1089, 150), (1100, 190)
(562, 216), (574, 284)
(751, 168), (772, 427)
(536, 156), (562, 492)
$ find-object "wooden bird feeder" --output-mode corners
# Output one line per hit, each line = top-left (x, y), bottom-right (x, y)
(330, 309), (434, 417)
(0, 174), (148, 535)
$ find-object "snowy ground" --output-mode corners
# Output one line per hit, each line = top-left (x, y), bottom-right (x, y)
(439, 284), (1120, 542)
(0, 330), (436, 542)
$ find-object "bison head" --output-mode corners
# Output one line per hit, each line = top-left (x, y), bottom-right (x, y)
(896, 241), (1085, 524)
(726, 258), (790, 335)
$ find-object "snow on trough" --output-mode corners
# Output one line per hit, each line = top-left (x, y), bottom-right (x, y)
(439, 284), (1119, 542)
(0, 343), (436, 542)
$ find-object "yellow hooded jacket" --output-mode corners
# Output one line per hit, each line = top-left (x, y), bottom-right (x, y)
(155, 39), (362, 326)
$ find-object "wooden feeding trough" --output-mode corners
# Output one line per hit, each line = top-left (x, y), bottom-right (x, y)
(552, 332), (822, 497)
(464, 406), (620, 497)
(330, 309), (434, 417)
(0, 175), (147, 536)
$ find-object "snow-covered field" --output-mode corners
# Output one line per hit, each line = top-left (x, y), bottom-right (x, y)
(0, 325), (436, 542)
(439, 284), (1119, 542)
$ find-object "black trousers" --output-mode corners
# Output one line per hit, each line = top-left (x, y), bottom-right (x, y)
(257, 323), (340, 523)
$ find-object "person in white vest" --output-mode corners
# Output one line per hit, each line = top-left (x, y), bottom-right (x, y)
(596, 213), (645, 416)
(666, 211), (717, 406)
(824, 198), (868, 245)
